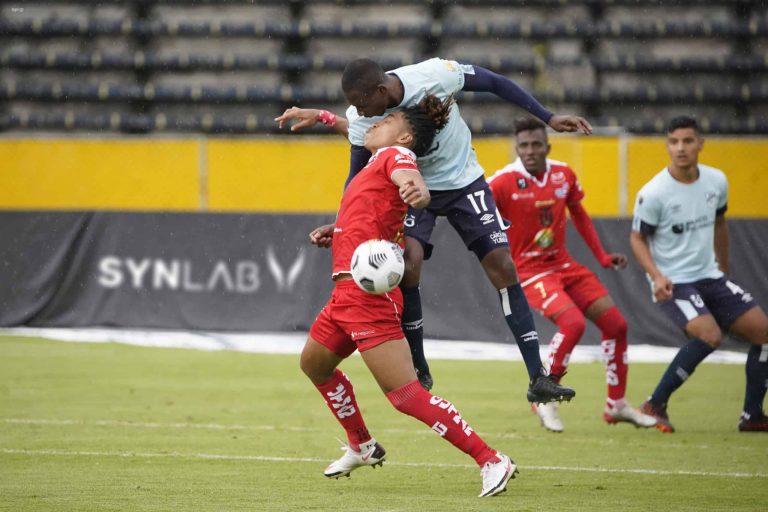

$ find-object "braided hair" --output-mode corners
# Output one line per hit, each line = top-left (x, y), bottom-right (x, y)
(401, 94), (453, 157)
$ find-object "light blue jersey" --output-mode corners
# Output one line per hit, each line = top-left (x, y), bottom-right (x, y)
(346, 58), (485, 191)
(632, 164), (729, 284)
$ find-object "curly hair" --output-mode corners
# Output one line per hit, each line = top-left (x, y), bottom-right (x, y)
(401, 94), (454, 157)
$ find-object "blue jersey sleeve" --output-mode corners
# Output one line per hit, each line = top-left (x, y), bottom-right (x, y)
(461, 65), (554, 123)
(427, 59), (466, 96)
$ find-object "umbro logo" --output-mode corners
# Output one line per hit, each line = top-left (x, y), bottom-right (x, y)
(479, 213), (496, 225)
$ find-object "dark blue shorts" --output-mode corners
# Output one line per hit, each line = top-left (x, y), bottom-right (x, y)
(405, 176), (509, 260)
(659, 276), (757, 331)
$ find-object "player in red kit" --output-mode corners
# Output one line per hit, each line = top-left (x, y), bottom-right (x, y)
(488, 118), (656, 433)
(300, 95), (516, 498)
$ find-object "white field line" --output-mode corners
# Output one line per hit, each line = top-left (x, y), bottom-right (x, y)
(0, 327), (748, 364)
(1, 447), (765, 479)
(3, 418), (761, 454)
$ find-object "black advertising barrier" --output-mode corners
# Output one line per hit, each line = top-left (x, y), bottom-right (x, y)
(0, 211), (336, 331)
(0, 211), (766, 348)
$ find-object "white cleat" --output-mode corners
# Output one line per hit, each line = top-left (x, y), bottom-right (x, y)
(479, 452), (518, 498)
(532, 401), (564, 432)
(603, 404), (658, 428)
(323, 439), (386, 478)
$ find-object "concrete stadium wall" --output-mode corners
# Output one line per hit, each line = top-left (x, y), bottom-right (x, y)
(2, 136), (768, 216)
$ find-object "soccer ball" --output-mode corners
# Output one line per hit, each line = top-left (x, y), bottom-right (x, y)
(350, 240), (404, 294)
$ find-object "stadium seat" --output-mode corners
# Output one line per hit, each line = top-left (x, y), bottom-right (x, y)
(2, 0), (767, 134)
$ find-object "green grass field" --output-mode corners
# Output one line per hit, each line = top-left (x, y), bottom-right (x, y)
(1, 335), (766, 511)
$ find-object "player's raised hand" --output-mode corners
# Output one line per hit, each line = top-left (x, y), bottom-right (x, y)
(399, 180), (430, 209)
(309, 223), (335, 248)
(652, 275), (674, 302)
(548, 115), (593, 135)
(609, 253), (628, 270)
(275, 107), (322, 131)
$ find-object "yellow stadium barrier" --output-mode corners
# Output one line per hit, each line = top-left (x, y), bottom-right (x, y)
(2, 136), (766, 217)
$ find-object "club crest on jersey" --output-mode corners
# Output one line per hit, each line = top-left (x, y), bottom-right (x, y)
(551, 171), (566, 184)
(516, 177), (528, 189)
(555, 184), (569, 198)
(706, 191), (718, 208)
(534, 227), (555, 248)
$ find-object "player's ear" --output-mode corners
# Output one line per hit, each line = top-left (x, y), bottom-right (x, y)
(546, 143), (552, 156)
(397, 132), (414, 147)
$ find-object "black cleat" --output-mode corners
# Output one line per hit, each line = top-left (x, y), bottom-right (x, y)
(640, 399), (675, 433)
(416, 369), (434, 391)
(526, 374), (576, 404)
(738, 414), (768, 432)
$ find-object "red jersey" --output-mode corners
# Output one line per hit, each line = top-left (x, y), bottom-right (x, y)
(488, 158), (584, 273)
(332, 146), (419, 277)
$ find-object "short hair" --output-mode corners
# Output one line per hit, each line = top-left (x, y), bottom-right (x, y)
(341, 58), (386, 94)
(666, 115), (700, 134)
(514, 117), (548, 136)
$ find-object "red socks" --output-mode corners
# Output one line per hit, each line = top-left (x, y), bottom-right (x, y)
(315, 374), (498, 467)
(594, 306), (629, 402)
(386, 380), (497, 467)
(548, 307), (586, 379)
(548, 305), (629, 404)
(314, 369), (371, 451)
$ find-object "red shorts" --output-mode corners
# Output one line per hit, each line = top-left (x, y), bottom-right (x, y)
(309, 280), (404, 358)
(520, 261), (608, 319)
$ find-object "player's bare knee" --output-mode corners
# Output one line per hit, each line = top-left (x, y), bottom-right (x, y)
(746, 319), (768, 345)
(698, 330), (722, 348)
(299, 350), (330, 384)
(482, 250), (519, 288)
(401, 265), (421, 288)
(401, 249), (423, 288)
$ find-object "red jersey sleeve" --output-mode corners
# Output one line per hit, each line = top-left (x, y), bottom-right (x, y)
(382, 147), (419, 181)
(566, 166), (585, 205)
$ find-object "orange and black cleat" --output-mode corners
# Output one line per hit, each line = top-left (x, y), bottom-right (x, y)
(640, 399), (675, 433)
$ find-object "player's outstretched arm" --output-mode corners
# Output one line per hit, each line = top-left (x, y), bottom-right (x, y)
(630, 230), (673, 301)
(548, 115), (593, 135)
(461, 65), (592, 135)
(275, 107), (349, 138)
(568, 202), (626, 269)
